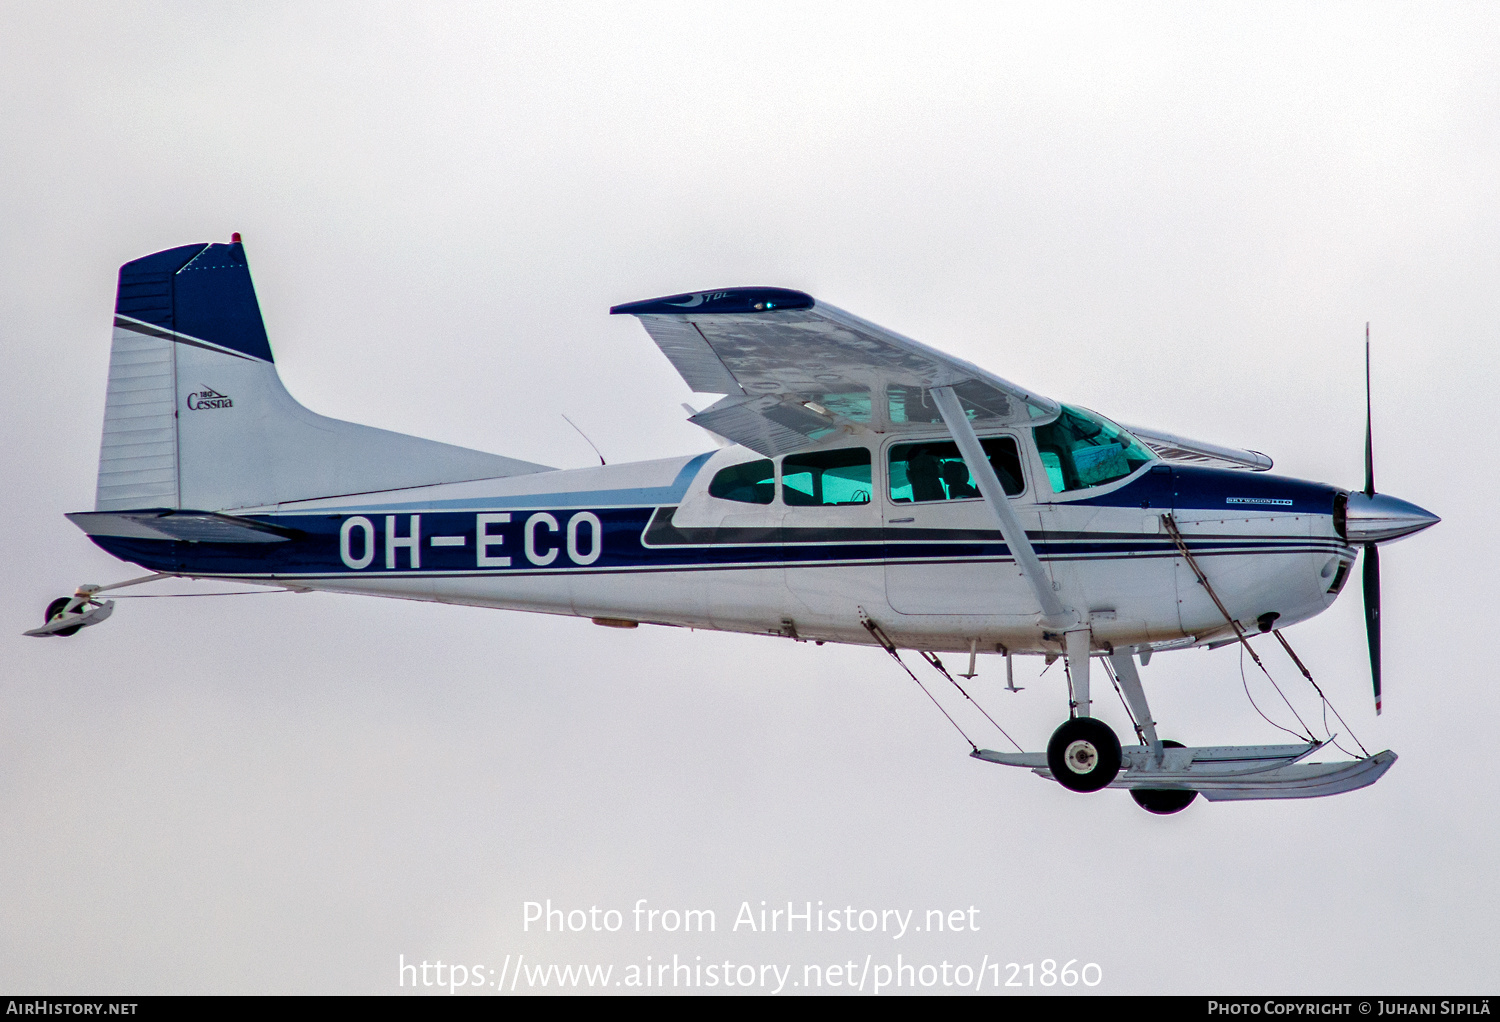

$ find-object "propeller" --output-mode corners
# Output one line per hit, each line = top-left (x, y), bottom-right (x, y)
(1362, 327), (1381, 713)
(1346, 326), (1438, 713)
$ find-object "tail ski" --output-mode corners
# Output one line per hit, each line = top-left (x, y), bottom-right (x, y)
(97, 238), (550, 512)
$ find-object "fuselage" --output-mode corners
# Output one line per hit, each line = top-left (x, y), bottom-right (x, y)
(86, 426), (1356, 657)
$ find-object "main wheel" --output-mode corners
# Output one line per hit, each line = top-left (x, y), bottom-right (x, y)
(44, 597), (84, 637)
(1130, 740), (1197, 815)
(1046, 717), (1122, 792)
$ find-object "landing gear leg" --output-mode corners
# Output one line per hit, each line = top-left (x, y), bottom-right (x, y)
(1108, 649), (1197, 813)
(1108, 649), (1162, 763)
(1048, 630), (1121, 792)
(1064, 628), (1091, 716)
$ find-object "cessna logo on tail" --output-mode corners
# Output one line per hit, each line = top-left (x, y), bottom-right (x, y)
(186, 386), (232, 410)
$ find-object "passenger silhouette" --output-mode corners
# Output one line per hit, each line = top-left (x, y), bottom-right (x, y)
(907, 449), (945, 502)
(941, 460), (978, 499)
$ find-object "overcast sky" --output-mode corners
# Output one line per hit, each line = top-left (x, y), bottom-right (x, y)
(2, 2), (1495, 995)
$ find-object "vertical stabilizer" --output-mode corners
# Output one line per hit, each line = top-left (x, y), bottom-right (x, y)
(95, 239), (550, 512)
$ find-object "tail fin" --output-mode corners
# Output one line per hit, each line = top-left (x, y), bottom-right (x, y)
(97, 238), (550, 512)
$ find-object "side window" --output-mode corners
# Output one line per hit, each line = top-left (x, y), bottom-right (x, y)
(888, 437), (1024, 503)
(782, 448), (872, 506)
(708, 459), (775, 504)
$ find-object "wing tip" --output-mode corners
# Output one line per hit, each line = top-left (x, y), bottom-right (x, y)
(610, 288), (814, 316)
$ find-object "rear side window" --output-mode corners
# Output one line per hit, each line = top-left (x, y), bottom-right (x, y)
(782, 448), (872, 506)
(708, 459), (775, 504)
(889, 437), (1024, 502)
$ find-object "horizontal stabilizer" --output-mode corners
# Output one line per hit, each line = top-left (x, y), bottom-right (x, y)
(67, 509), (299, 544)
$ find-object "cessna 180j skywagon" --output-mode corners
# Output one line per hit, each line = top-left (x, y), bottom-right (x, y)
(31, 238), (1439, 813)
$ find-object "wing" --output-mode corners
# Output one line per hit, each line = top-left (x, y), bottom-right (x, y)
(1121, 425), (1274, 472)
(611, 288), (1058, 457)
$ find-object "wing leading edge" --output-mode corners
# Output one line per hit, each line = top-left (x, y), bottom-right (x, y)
(611, 289), (1059, 457)
(1121, 425), (1273, 472)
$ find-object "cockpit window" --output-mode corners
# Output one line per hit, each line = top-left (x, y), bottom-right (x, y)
(782, 447), (872, 506)
(889, 437), (1024, 502)
(708, 459), (775, 504)
(1032, 405), (1154, 493)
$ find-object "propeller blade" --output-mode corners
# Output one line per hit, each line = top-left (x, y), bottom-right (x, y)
(1364, 325), (1375, 497)
(1363, 541), (1382, 714)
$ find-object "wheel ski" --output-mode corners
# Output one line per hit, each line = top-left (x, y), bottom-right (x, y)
(973, 742), (1397, 801)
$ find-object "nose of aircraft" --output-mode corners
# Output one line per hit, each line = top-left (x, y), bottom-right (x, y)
(1343, 491), (1441, 544)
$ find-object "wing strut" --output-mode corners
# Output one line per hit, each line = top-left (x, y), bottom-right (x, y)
(930, 386), (1076, 632)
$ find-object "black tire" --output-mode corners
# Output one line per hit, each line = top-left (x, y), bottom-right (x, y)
(45, 597), (84, 637)
(1046, 717), (1122, 793)
(1130, 740), (1198, 815)
(1130, 788), (1197, 814)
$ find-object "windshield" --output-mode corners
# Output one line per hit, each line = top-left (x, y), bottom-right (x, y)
(1032, 405), (1155, 493)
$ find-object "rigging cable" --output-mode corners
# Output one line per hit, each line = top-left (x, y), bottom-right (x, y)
(1161, 514), (1319, 743)
(1272, 629), (1370, 759)
(108, 590), (297, 598)
(915, 649), (1025, 753)
(861, 617), (980, 753)
(1239, 645), (1315, 743)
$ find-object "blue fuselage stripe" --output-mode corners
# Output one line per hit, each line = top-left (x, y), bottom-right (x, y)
(89, 506), (1350, 580)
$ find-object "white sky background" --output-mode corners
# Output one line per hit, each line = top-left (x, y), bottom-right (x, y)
(1, 1), (1495, 994)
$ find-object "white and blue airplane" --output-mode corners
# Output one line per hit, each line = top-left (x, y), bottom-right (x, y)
(31, 237), (1439, 813)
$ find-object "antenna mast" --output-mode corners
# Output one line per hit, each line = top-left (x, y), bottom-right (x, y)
(561, 414), (607, 466)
